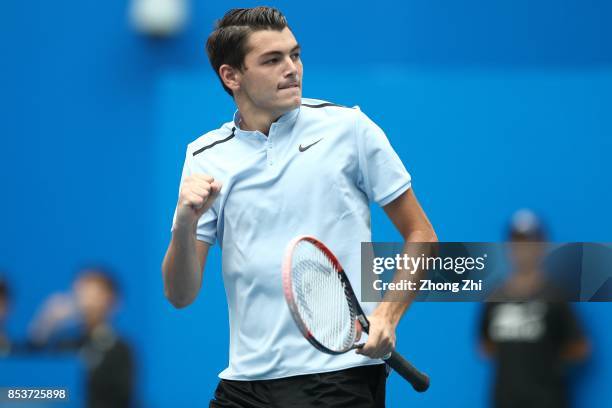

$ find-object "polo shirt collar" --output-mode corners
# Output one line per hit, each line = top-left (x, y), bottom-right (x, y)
(233, 106), (300, 134)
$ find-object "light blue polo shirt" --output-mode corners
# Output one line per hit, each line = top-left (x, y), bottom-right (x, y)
(174, 98), (412, 380)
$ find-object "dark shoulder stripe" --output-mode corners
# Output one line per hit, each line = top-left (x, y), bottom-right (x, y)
(301, 102), (352, 109)
(192, 127), (236, 157)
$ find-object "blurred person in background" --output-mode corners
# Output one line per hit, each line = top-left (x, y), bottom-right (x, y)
(28, 266), (134, 408)
(479, 209), (590, 408)
(0, 275), (10, 355)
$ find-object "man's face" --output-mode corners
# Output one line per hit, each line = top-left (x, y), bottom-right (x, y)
(74, 275), (114, 325)
(237, 27), (302, 115)
(508, 240), (546, 272)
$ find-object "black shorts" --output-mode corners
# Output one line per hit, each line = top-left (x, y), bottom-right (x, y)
(210, 364), (387, 408)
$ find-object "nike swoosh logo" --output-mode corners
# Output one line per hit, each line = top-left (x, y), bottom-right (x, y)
(299, 138), (323, 152)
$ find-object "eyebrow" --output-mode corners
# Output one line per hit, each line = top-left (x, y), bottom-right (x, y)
(258, 44), (301, 60)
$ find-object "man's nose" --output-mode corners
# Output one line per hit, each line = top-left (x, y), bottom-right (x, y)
(284, 56), (298, 76)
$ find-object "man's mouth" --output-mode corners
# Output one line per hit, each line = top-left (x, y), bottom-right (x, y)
(278, 83), (300, 90)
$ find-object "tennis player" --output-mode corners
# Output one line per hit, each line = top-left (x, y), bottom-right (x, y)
(162, 7), (436, 407)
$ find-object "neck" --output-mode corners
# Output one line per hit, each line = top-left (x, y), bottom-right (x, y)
(239, 108), (282, 136)
(235, 98), (292, 136)
(84, 317), (106, 333)
(506, 269), (544, 294)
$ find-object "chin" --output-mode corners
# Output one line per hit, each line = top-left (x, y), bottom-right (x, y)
(284, 94), (302, 109)
(260, 91), (301, 116)
(271, 98), (300, 115)
(290, 95), (302, 108)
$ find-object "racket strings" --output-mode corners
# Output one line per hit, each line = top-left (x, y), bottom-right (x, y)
(291, 241), (357, 352)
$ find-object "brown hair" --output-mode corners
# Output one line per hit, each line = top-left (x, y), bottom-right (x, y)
(206, 7), (289, 96)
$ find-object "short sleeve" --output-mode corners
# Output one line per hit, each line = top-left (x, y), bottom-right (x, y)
(553, 303), (585, 345)
(171, 147), (218, 245)
(355, 108), (412, 206)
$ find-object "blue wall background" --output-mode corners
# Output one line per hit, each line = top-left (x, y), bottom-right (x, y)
(1, 1), (610, 407)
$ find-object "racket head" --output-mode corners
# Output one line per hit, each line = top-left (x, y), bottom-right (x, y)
(282, 235), (359, 354)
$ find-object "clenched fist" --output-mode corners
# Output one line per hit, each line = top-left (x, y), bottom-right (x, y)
(174, 174), (222, 229)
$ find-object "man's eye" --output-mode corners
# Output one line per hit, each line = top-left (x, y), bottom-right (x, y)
(265, 58), (279, 64)
(291, 53), (301, 60)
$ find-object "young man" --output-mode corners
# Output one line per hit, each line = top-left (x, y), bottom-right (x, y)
(162, 7), (436, 407)
(480, 210), (590, 408)
(28, 268), (134, 408)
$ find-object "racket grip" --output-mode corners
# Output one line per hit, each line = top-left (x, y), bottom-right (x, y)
(385, 351), (430, 392)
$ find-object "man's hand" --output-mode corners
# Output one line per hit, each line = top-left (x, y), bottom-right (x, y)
(174, 174), (222, 230)
(355, 312), (397, 359)
(28, 293), (78, 344)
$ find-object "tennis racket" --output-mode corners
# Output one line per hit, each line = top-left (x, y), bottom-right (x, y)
(282, 235), (430, 392)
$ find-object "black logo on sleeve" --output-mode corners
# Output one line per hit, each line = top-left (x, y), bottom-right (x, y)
(298, 138), (323, 152)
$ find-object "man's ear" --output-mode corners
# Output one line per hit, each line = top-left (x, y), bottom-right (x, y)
(219, 64), (241, 94)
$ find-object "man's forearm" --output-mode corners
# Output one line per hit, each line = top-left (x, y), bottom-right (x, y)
(373, 229), (438, 326)
(162, 226), (203, 308)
